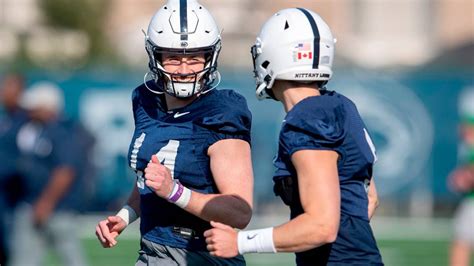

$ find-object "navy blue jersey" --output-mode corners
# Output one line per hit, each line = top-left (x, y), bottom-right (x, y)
(0, 110), (28, 179)
(16, 118), (82, 211)
(128, 82), (251, 250)
(274, 90), (382, 265)
(0, 110), (28, 208)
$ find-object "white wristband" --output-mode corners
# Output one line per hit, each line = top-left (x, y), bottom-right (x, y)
(167, 180), (192, 209)
(237, 227), (277, 254)
(116, 205), (138, 226)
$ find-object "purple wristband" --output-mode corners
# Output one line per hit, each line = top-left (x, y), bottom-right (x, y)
(168, 181), (184, 203)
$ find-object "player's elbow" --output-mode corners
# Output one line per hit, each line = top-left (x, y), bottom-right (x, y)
(373, 198), (380, 210)
(324, 227), (338, 243)
(369, 196), (380, 215)
(369, 193), (379, 208)
(308, 223), (338, 246)
(321, 225), (338, 244)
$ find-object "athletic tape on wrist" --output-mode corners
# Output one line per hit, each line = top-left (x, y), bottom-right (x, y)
(167, 180), (191, 209)
(116, 205), (138, 226)
(237, 227), (277, 254)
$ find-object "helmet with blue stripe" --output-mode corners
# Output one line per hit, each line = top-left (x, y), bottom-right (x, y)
(145, 0), (221, 98)
(251, 8), (335, 100)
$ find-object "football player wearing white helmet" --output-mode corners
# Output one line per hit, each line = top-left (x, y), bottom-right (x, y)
(144, 0), (221, 98)
(95, 1), (253, 265)
(205, 8), (383, 265)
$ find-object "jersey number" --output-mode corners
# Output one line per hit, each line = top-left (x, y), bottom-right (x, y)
(136, 139), (180, 189)
(156, 140), (180, 179)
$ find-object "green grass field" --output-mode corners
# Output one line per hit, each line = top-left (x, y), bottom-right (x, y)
(42, 216), (462, 265)
(45, 238), (451, 266)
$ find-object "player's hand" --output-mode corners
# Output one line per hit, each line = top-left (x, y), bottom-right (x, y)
(32, 199), (54, 228)
(144, 154), (174, 198)
(204, 221), (239, 258)
(95, 216), (127, 248)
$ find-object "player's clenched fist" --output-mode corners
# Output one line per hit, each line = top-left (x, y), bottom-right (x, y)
(204, 221), (239, 258)
(95, 216), (127, 248)
(144, 154), (174, 198)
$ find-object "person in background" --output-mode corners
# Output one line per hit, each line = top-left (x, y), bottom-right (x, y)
(0, 72), (28, 266)
(448, 88), (474, 266)
(204, 8), (383, 265)
(9, 82), (87, 266)
(95, 0), (253, 265)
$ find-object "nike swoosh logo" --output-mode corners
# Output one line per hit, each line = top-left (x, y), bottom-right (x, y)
(247, 234), (258, 240)
(173, 111), (190, 118)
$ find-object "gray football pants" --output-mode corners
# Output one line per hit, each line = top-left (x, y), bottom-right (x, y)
(135, 238), (246, 266)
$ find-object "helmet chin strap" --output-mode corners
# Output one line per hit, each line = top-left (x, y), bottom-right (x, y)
(255, 82), (269, 100)
(144, 71), (164, 94)
(201, 70), (221, 95)
(256, 82), (278, 101)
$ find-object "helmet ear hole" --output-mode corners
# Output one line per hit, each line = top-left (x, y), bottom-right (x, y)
(264, 75), (272, 83)
(261, 61), (270, 69)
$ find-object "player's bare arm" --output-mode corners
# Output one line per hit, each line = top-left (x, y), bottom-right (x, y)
(205, 149), (339, 257)
(33, 166), (75, 227)
(95, 184), (140, 248)
(194, 138), (253, 229)
(272, 149), (340, 252)
(145, 138), (253, 229)
(367, 179), (379, 220)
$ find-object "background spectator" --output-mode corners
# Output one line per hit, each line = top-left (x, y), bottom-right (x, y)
(9, 82), (87, 266)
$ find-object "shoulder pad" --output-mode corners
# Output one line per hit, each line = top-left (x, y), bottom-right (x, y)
(198, 89), (252, 136)
(282, 96), (346, 151)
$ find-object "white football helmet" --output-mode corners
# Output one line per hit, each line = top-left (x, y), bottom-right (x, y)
(144, 0), (221, 98)
(251, 8), (336, 100)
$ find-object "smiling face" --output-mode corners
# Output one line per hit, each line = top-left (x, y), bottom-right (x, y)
(161, 53), (206, 83)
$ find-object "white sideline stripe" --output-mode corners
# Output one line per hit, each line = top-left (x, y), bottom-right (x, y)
(79, 215), (453, 241)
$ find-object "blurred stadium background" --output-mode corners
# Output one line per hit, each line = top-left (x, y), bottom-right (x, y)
(0, 0), (473, 265)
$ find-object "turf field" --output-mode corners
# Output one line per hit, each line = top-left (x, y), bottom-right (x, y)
(42, 216), (459, 266)
(57, 238), (450, 266)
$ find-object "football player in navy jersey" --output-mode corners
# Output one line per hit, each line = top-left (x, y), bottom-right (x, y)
(95, 0), (253, 265)
(10, 82), (87, 266)
(204, 8), (383, 265)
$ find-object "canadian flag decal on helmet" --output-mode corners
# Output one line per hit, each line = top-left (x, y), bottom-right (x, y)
(294, 43), (312, 61)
